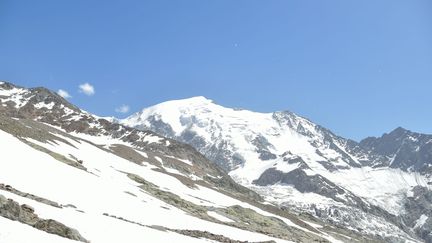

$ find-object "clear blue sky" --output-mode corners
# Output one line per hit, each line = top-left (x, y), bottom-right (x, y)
(1, 0), (431, 141)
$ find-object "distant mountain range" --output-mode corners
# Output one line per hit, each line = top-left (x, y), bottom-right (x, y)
(0, 81), (431, 242)
(122, 96), (432, 242)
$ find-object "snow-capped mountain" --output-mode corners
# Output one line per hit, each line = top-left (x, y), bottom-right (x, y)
(122, 96), (432, 242)
(1, 81), (373, 243)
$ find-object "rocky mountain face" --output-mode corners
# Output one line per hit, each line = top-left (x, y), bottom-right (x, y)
(0, 81), (378, 243)
(360, 127), (432, 175)
(122, 96), (432, 242)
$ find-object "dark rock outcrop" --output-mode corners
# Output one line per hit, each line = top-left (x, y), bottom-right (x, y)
(400, 186), (432, 242)
(0, 194), (88, 242)
(360, 127), (432, 173)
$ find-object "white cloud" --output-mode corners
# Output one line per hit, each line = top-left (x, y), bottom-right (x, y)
(79, 83), (95, 96)
(57, 89), (72, 99)
(115, 104), (130, 114)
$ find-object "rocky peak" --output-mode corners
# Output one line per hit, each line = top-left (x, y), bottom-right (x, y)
(360, 127), (432, 172)
(0, 81), (18, 89)
(0, 82), (79, 116)
(28, 86), (78, 109)
(389, 126), (409, 136)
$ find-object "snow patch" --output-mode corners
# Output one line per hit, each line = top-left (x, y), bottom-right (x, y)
(414, 215), (428, 229)
(143, 135), (163, 144)
(34, 102), (55, 110)
(207, 211), (235, 223)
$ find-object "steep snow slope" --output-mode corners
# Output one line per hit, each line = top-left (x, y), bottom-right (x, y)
(123, 97), (360, 173)
(0, 118), (338, 242)
(1, 82), (368, 242)
(0, 129), (295, 243)
(122, 96), (432, 242)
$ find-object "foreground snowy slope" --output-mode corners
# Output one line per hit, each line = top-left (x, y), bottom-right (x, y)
(0, 127), (298, 243)
(123, 96), (432, 242)
(0, 81), (373, 242)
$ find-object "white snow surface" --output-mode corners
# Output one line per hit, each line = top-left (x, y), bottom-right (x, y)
(207, 211), (235, 223)
(121, 96), (432, 241)
(122, 97), (431, 207)
(0, 128), (316, 243)
(0, 216), (76, 243)
(34, 101), (55, 110)
(122, 96), (350, 183)
(414, 215), (428, 229)
(0, 86), (30, 108)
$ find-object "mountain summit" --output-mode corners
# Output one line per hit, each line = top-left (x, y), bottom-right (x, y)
(2, 82), (358, 243)
(360, 127), (432, 172)
(123, 96), (432, 242)
(2, 82), (432, 242)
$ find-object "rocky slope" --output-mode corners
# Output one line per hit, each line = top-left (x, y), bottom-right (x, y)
(360, 127), (432, 175)
(122, 96), (432, 242)
(0, 81), (376, 242)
